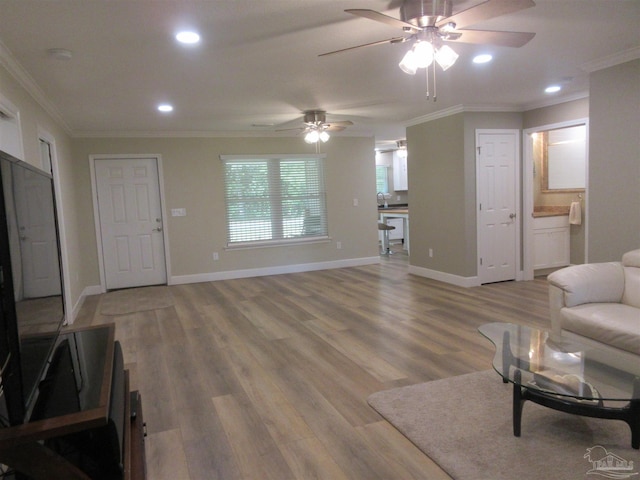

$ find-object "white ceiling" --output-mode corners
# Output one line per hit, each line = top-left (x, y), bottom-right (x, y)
(0, 1), (638, 148)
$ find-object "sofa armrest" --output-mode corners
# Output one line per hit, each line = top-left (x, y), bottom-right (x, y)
(547, 262), (624, 308)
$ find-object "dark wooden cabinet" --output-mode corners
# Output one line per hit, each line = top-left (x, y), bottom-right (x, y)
(0, 325), (146, 479)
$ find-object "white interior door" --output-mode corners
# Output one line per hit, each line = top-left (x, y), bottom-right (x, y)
(477, 130), (519, 284)
(13, 165), (61, 298)
(94, 157), (166, 290)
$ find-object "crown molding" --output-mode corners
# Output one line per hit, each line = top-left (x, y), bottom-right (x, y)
(0, 39), (72, 135)
(521, 91), (589, 112)
(71, 129), (375, 139)
(581, 46), (640, 73)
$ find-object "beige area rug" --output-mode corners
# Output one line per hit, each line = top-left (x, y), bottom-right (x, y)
(368, 370), (639, 480)
(100, 286), (174, 315)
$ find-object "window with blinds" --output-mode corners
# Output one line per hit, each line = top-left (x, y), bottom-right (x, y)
(221, 154), (328, 247)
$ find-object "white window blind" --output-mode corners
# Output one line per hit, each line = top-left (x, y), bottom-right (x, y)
(221, 154), (328, 247)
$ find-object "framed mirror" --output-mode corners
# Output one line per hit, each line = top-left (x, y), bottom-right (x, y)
(539, 124), (586, 192)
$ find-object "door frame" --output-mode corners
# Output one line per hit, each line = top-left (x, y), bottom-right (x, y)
(38, 128), (73, 323)
(475, 129), (521, 284)
(522, 118), (589, 280)
(90, 154), (171, 292)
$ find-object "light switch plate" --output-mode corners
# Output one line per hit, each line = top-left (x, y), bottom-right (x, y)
(171, 208), (186, 217)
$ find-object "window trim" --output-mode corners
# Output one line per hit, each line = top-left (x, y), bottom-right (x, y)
(220, 154), (329, 250)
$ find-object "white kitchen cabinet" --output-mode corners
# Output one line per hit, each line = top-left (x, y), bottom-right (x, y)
(386, 217), (404, 241)
(533, 216), (570, 270)
(393, 152), (408, 191)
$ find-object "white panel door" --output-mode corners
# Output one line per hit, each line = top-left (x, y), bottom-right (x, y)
(95, 157), (166, 289)
(477, 132), (518, 284)
(12, 165), (62, 298)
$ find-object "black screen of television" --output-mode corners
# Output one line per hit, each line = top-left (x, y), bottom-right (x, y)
(0, 149), (65, 424)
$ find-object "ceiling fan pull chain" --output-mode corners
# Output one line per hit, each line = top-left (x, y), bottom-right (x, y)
(425, 64), (430, 100)
(433, 64), (437, 102)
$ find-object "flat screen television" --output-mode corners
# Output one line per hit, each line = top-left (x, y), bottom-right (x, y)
(0, 148), (65, 425)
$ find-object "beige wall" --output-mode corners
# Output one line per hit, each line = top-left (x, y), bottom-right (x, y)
(407, 113), (467, 275)
(407, 111), (522, 278)
(0, 63), (86, 318)
(72, 136), (379, 284)
(587, 59), (640, 261)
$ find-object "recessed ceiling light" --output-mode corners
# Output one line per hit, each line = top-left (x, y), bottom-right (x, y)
(175, 31), (200, 45)
(545, 85), (562, 94)
(157, 104), (174, 113)
(473, 54), (493, 64)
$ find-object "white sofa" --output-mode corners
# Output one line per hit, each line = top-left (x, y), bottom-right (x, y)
(547, 249), (640, 370)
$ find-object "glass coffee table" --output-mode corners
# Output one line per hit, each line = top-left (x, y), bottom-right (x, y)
(479, 322), (640, 449)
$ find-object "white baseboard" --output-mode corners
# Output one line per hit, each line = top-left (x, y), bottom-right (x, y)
(170, 256), (381, 285)
(66, 284), (103, 325)
(408, 265), (480, 288)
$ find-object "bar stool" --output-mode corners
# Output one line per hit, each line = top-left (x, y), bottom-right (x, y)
(378, 222), (396, 255)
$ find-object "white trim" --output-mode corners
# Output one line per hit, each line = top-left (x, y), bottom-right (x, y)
(580, 45), (640, 73)
(522, 118), (589, 279)
(0, 95), (25, 161)
(220, 153), (327, 161)
(89, 154), (171, 292)
(170, 256), (380, 285)
(408, 265), (479, 288)
(37, 128), (76, 325)
(0, 39), (71, 135)
(475, 129), (521, 285)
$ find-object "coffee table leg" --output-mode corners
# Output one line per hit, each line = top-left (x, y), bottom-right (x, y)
(631, 378), (640, 449)
(513, 369), (524, 437)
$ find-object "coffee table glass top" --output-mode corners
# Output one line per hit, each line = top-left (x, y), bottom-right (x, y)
(479, 322), (640, 402)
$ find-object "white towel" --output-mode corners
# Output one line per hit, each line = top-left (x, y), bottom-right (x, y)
(569, 201), (582, 225)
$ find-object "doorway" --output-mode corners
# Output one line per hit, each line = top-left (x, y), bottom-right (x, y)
(523, 119), (589, 280)
(91, 155), (168, 290)
(476, 130), (520, 284)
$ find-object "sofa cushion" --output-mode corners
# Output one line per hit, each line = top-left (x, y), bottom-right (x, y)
(622, 249), (640, 267)
(548, 262), (624, 307)
(561, 304), (640, 355)
(623, 266), (640, 308)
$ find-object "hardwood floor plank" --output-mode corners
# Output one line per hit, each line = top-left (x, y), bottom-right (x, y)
(356, 421), (453, 480)
(145, 428), (190, 480)
(76, 258), (553, 479)
(212, 394), (295, 480)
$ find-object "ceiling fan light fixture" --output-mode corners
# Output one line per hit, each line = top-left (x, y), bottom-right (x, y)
(435, 44), (458, 71)
(399, 49), (418, 75)
(319, 131), (330, 143)
(413, 41), (434, 68)
(304, 130), (320, 144)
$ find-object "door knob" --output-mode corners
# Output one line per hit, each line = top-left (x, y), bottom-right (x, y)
(153, 227), (162, 232)
(509, 213), (517, 219)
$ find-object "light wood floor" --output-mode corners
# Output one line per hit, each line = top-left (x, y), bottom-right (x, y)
(74, 254), (551, 480)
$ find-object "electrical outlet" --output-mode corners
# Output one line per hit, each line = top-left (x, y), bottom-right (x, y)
(429, 248), (433, 258)
(336, 241), (342, 249)
(213, 252), (219, 261)
(353, 198), (358, 207)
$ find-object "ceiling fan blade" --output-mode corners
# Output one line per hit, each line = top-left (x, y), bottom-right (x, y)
(319, 36), (407, 57)
(325, 125), (347, 132)
(437, 0), (536, 30)
(447, 29), (535, 48)
(345, 9), (420, 32)
(326, 120), (354, 127)
(275, 127), (304, 132)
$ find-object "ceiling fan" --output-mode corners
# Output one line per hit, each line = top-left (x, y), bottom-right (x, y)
(321, 0), (536, 56)
(320, 0), (536, 99)
(278, 110), (353, 144)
